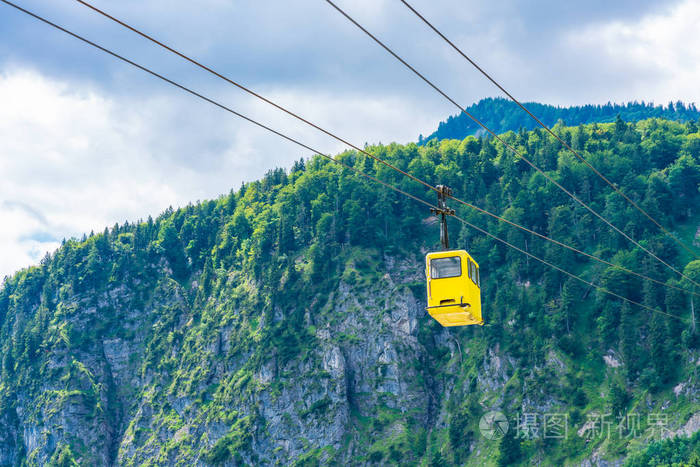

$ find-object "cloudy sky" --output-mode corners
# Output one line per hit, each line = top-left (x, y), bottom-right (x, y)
(1, 0), (698, 278)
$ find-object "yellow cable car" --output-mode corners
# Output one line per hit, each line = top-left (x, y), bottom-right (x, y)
(426, 249), (483, 326)
(425, 185), (483, 327)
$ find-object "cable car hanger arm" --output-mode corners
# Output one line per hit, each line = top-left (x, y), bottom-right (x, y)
(430, 185), (455, 250)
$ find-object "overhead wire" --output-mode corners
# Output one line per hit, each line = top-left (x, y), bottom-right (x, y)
(324, 0), (700, 290)
(72, 0), (436, 195)
(451, 197), (700, 297)
(0, 1), (431, 215)
(71, 0), (700, 297)
(396, 0), (699, 260)
(1, 0), (690, 322)
(450, 214), (686, 322)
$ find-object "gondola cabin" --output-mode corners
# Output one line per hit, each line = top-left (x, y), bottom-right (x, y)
(426, 250), (483, 327)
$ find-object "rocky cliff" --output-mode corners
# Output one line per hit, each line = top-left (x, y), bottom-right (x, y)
(2, 119), (700, 465)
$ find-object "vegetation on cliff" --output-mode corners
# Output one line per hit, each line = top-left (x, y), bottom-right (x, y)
(1, 117), (700, 465)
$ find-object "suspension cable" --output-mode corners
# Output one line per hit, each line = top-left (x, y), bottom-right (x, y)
(450, 197), (700, 297)
(71, 0), (700, 297)
(73, 0), (435, 194)
(451, 214), (686, 322)
(324, 0), (700, 289)
(397, 0), (698, 260)
(0, 0), (431, 214)
(0, 0), (688, 323)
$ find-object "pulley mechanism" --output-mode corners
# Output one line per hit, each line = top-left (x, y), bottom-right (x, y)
(430, 185), (455, 250)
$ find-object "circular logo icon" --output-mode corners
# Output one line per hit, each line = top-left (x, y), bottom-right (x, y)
(479, 411), (509, 440)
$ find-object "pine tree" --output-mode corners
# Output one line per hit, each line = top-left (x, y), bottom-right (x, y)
(277, 215), (295, 254)
(609, 380), (630, 416)
(200, 259), (213, 297)
(619, 302), (638, 380)
(497, 427), (521, 466)
(649, 312), (670, 388)
(158, 220), (188, 279)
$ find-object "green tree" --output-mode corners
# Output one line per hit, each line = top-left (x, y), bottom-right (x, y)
(497, 426), (521, 466)
(448, 406), (473, 463)
(609, 380), (630, 416)
(619, 302), (638, 380)
(649, 312), (671, 388)
(157, 220), (188, 279)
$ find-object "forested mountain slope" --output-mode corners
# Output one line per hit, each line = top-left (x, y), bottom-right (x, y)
(421, 98), (700, 143)
(1, 118), (700, 466)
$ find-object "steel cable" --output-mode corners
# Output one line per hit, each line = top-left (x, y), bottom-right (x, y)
(72, 0), (700, 297)
(1, 0), (690, 323)
(397, 0), (699, 260)
(324, 0), (700, 289)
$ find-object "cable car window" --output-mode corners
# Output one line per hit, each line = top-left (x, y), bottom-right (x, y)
(467, 258), (472, 280)
(475, 266), (480, 287)
(430, 257), (461, 279)
(467, 261), (477, 286)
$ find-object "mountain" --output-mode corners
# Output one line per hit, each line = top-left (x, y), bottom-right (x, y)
(421, 98), (700, 143)
(1, 118), (700, 466)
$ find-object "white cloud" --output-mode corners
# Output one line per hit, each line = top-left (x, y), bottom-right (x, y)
(0, 201), (61, 277)
(567, 0), (700, 104)
(0, 68), (447, 279)
(1, 0), (695, 280)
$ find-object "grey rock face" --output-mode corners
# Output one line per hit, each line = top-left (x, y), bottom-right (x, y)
(2, 252), (698, 466)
